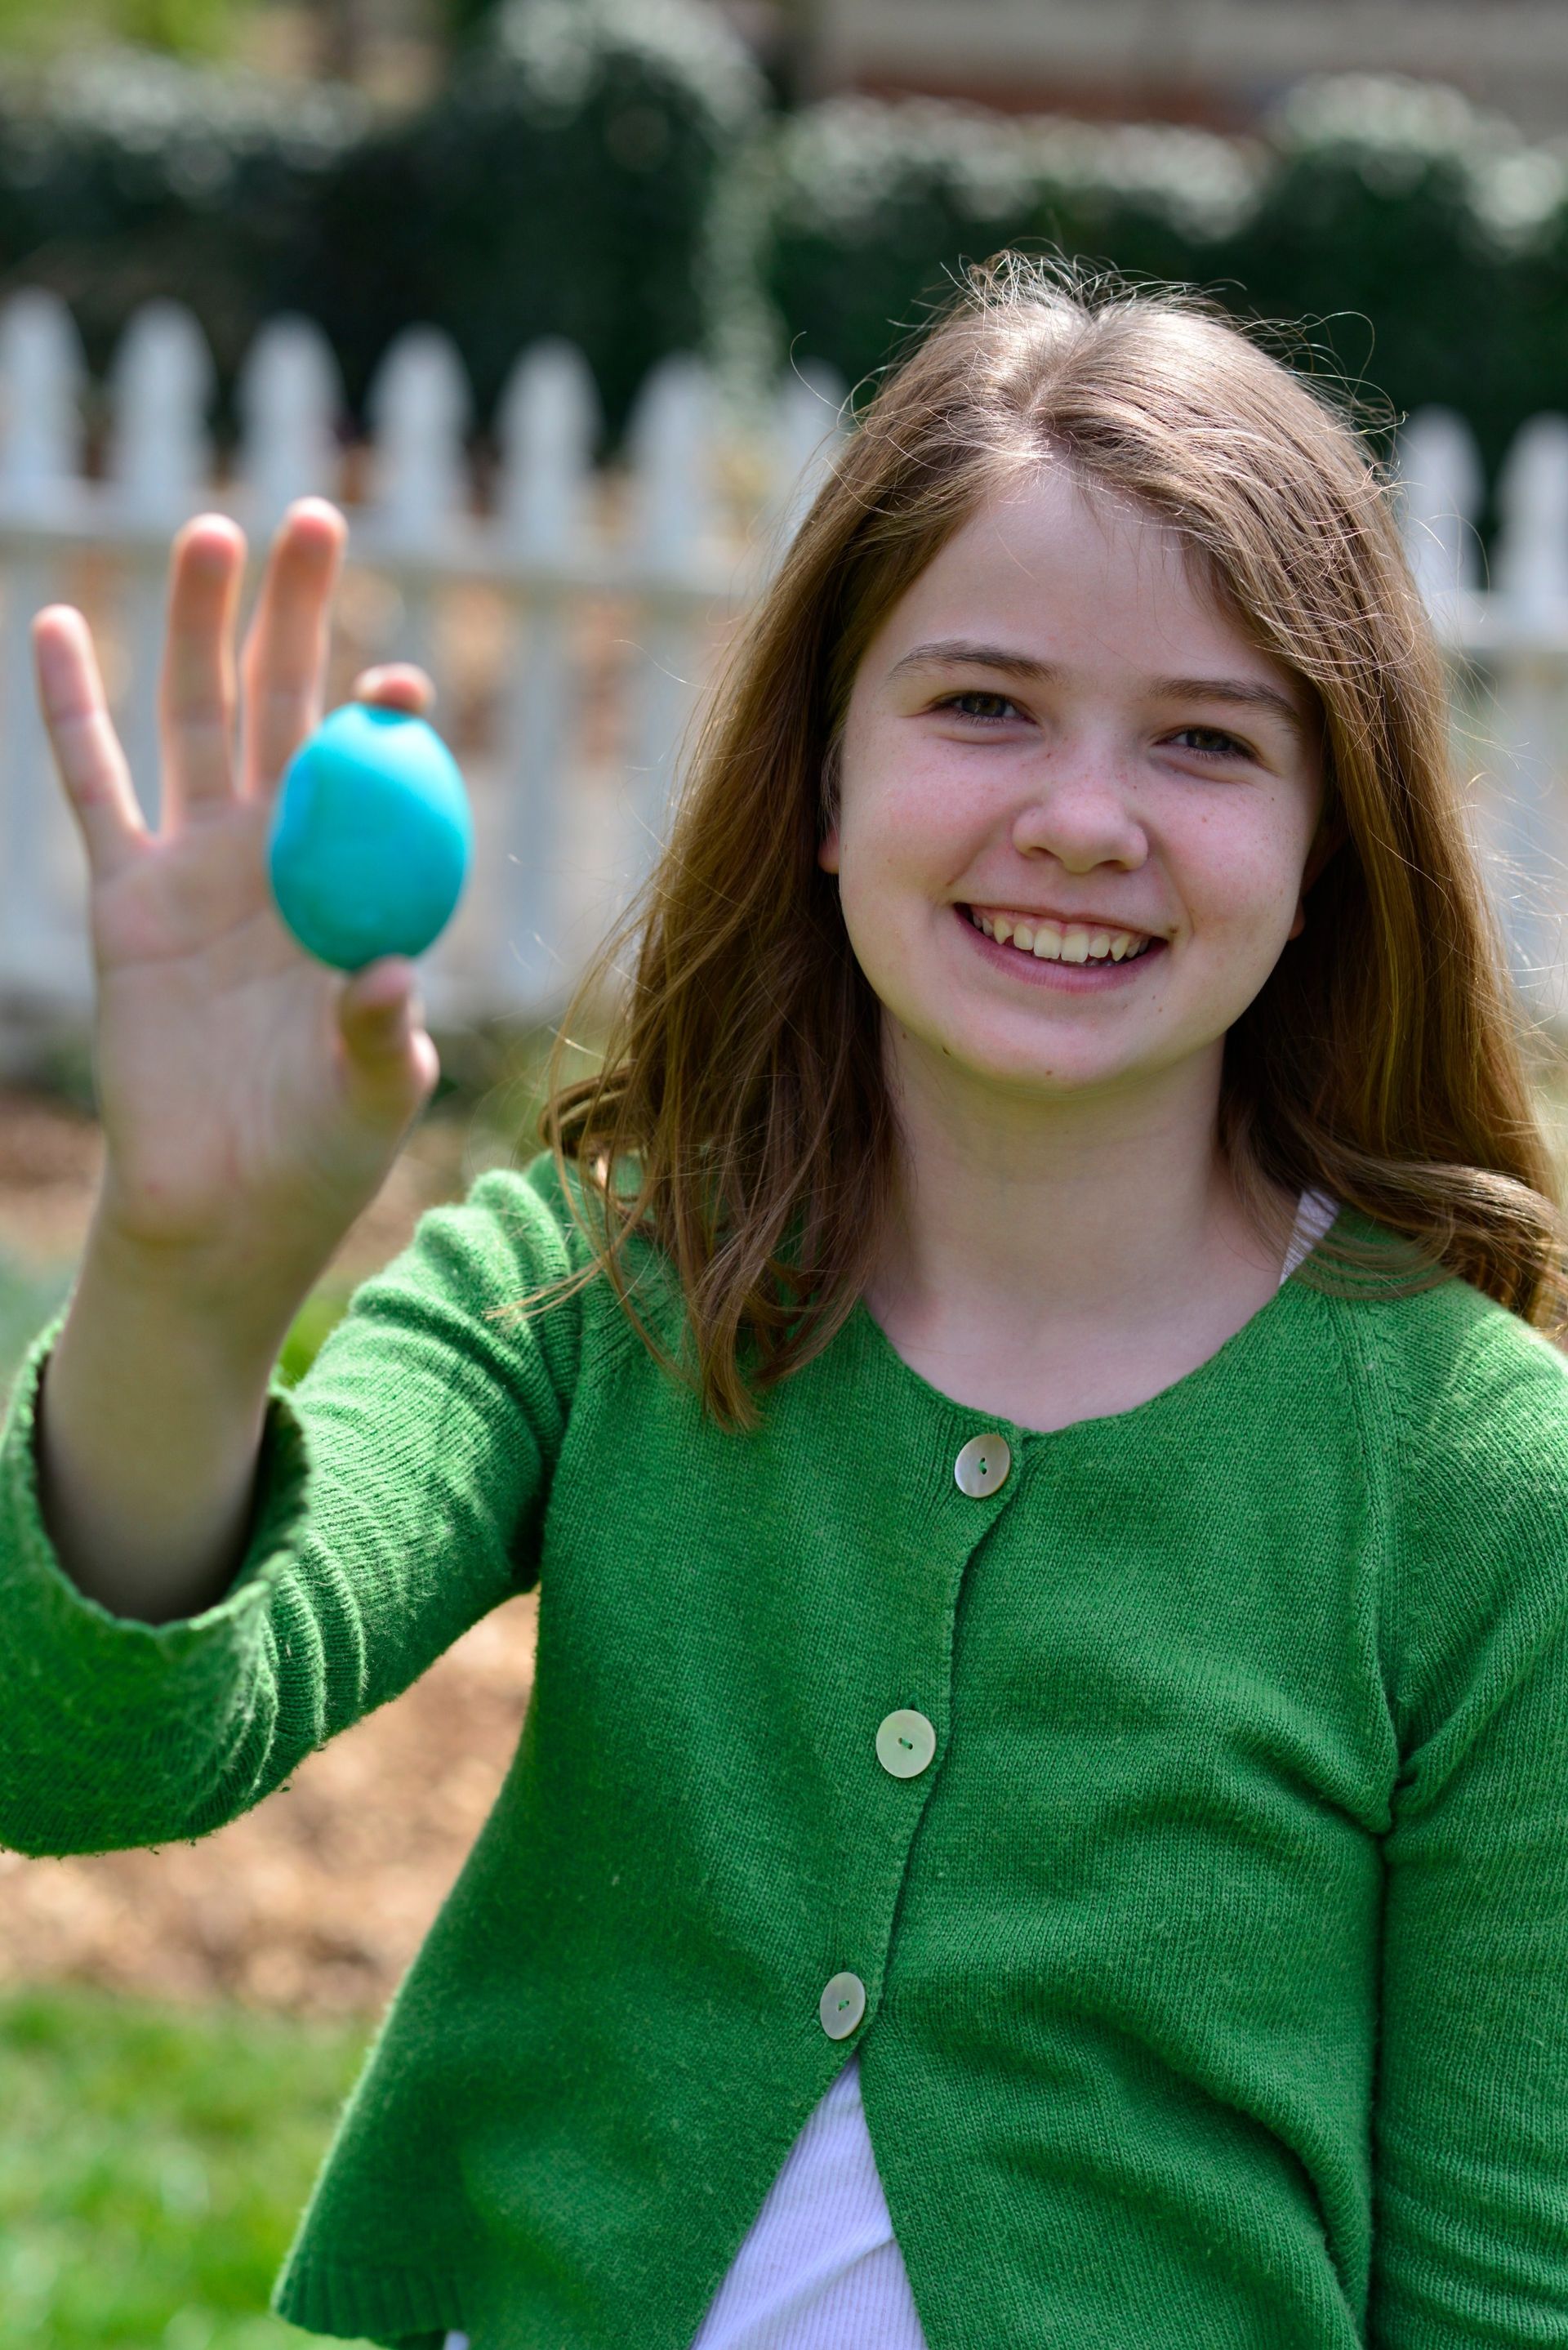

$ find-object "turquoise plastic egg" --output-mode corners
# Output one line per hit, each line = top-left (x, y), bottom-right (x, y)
(267, 703), (473, 971)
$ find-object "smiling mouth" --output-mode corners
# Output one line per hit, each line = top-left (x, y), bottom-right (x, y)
(961, 905), (1164, 966)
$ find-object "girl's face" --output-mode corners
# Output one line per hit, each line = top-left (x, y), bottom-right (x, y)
(818, 466), (1325, 1114)
(822, 462), (1325, 1113)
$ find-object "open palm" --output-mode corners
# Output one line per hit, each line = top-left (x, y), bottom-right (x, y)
(33, 501), (442, 1310)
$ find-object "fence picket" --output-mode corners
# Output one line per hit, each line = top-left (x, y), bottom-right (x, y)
(0, 293), (88, 997)
(1394, 406), (1484, 616)
(362, 325), (472, 789)
(494, 341), (599, 1006)
(238, 314), (344, 531)
(0, 290), (86, 518)
(769, 363), (847, 553)
(1479, 415), (1568, 1017)
(1493, 414), (1568, 624)
(108, 302), (216, 833)
(622, 354), (718, 907)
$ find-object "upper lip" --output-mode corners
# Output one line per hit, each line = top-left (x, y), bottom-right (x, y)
(965, 902), (1164, 939)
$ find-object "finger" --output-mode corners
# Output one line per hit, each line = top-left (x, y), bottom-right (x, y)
(342, 955), (421, 1024)
(239, 497), (348, 795)
(159, 515), (246, 827)
(337, 958), (439, 1117)
(32, 607), (149, 886)
(348, 663), (435, 717)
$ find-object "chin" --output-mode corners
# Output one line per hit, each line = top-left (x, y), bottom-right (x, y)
(912, 1028), (1102, 1091)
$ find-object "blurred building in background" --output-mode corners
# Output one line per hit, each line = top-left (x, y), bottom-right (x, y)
(724, 0), (1568, 136)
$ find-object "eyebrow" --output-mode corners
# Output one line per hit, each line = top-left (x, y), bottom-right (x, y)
(884, 638), (1309, 744)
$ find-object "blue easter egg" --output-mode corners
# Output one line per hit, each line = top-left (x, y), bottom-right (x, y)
(268, 703), (473, 971)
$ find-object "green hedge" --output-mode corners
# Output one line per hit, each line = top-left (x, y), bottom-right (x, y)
(760, 96), (1259, 403)
(0, 27), (1564, 490)
(761, 73), (1568, 515)
(0, 50), (366, 401)
(0, 0), (764, 445)
(293, 0), (764, 443)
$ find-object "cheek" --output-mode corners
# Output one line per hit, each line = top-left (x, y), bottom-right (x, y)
(1178, 814), (1303, 936)
(832, 820), (945, 1016)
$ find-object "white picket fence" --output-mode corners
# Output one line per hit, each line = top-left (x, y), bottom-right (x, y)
(1, 292), (1568, 1054)
(1396, 408), (1568, 1025)
(0, 290), (847, 1055)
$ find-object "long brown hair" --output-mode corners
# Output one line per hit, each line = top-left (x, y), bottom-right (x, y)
(494, 251), (1568, 1431)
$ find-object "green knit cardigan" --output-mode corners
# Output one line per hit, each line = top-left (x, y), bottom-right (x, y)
(2, 1153), (1567, 2350)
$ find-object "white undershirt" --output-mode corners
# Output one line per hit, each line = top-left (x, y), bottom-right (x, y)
(443, 1187), (1340, 2350)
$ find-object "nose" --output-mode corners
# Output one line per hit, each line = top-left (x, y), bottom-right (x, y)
(1009, 743), (1149, 872)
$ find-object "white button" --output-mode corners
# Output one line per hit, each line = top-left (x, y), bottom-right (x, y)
(820, 1971), (866, 2039)
(955, 1432), (1011, 1496)
(876, 1709), (937, 1778)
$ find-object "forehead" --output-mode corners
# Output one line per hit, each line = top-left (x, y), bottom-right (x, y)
(866, 463), (1272, 680)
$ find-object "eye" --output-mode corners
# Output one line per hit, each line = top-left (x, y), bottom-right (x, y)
(1169, 725), (1253, 762)
(937, 690), (1022, 725)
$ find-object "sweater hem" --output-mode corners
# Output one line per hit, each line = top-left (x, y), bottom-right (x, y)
(271, 2250), (470, 2348)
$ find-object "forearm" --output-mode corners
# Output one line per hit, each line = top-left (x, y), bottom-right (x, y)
(33, 1230), (298, 1626)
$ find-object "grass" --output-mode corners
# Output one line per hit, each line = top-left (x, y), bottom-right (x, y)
(0, 1249), (74, 1401)
(0, 1983), (380, 2349)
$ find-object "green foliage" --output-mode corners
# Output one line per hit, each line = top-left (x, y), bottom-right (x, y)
(0, 41), (1564, 506)
(0, 0), (765, 445)
(0, 48), (365, 399)
(761, 72), (1568, 510)
(277, 1286), (351, 1389)
(0, 0), (245, 64)
(295, 0), (766, 442)
(1216, 75), (1568, 520)
(0, 1982), (376, 2348)
(762, 94), (1261, 398)
(0, 1246), (72, 1406)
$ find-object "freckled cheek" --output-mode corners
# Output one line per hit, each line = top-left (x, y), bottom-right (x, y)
(1175, 836), (1295, 936)
(843, 781), (967, 903)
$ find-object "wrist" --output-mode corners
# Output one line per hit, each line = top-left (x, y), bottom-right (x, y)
(74, 1206), (314, 1385)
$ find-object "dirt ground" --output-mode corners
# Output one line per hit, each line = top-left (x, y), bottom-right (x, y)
(0, 1085), (542, 2021)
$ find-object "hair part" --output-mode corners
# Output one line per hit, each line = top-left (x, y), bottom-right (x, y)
(492, 251), (1568, 1431)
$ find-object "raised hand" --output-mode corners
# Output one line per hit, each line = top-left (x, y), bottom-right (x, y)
(33, 499), (443, 1325)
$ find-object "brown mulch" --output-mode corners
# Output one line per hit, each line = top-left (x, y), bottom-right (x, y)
(0, 1086), (542, 2020)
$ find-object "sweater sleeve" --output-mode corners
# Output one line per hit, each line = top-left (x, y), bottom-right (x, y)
(0, 1156), (588, 1861)
(1370, 1294), (1568, 2346)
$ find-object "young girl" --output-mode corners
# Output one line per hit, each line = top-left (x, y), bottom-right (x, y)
(3, 252), (1567, 2350)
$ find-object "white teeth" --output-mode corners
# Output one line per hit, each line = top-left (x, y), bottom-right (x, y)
(971, 908), (1153, 965)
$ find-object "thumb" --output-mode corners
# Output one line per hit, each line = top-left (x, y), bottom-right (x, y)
(336, 958), (439, 1101)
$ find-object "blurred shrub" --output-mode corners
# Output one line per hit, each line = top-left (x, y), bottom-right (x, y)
(295, 0), (766, 444)
(761, 72), (1568, 502)
(0, 48), (366, 399)
(277, 1287), (350, 1389)
(0, 0), (761, 444)
(0, 44), (1564, 482)
(0, 1246), (71, 1408)
(762, 95), (1262, 399)
(1220, 76), (1568, 516)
